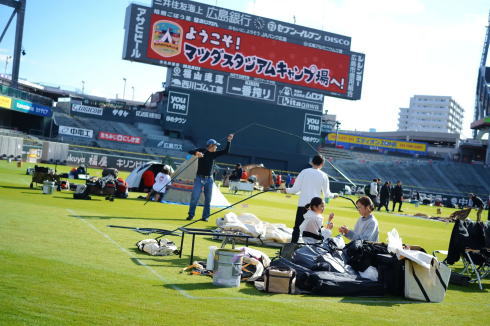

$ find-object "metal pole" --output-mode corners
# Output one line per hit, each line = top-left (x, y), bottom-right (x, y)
(81, 80), (85, 94)
(131, 86), (134, 100)
(122, 77), (127, 99)
(0, 8), (16, 44)
(11, 0), (26, 88)
(334, 121), (340, 147)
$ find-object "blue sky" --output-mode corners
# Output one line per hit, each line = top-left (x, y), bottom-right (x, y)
(0, 0), (488, 137)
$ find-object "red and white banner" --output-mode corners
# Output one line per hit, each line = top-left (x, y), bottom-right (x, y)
(146, 15), (350, 94)
(98, 131), (142, 144)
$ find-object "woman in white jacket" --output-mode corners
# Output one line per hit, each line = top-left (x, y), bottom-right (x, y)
(299, 197), (335, 244)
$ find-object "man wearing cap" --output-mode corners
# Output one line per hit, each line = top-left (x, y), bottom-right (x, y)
(187, 134), (234, 221)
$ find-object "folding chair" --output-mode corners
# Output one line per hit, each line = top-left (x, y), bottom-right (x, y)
(433, 219), (490, 290)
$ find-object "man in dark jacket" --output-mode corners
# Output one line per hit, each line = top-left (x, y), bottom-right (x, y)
(229, 163), (242, 182)
(392, 181), (403, 212)
(469, 193), (484, 222)
(377, 181), (391, 212)
(186, 134), (234, 221)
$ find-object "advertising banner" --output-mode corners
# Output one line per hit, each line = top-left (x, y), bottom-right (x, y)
(31, 103), (53, 117)
(167, 66), (325, 110)
(59, 125), (94, 138)
(105, 108), (133, 122)
(9, 99), (53, 117)
(12, 99), (32, 113)
(123, 3), (365, 100)
(65, 151), (149, 171)
(326, 133), (428, 153)
(0, 95), (12, 109)
(146, 15), (350, 95)
(98, 131), (142, 144)
(71, 103), (103, 116)
(151, 0), (351, 53)
(135, 110), (162, 120)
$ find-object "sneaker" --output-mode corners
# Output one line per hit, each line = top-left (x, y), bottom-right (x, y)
(186, 215), (194, 221)
(398, 210), (403, 212)
(201, 217), (209, 222)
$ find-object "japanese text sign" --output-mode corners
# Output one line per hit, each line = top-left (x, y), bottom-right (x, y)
(147, 15), (350, 94)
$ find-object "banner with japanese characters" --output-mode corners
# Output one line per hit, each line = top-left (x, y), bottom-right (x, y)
(66, 151), (149, 171)
(326, 133), (428, 154)
(146, 15), (349, 95)
(167, 66), (325, 111)
(152, 0), (351, 53)
(58, 125), (94, 138)
(123, 3), (365, 100)
(98, 131), (142, 144)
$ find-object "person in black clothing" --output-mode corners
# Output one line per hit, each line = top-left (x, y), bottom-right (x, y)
(377, 181), (391, 212)
(186, 134), (234, 221)
(229, 164), (242, 182)
(392, 181), (403, 212)
(468, 193), (484, 222)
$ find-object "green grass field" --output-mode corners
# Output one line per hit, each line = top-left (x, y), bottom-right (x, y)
(0, 160), (488, 325)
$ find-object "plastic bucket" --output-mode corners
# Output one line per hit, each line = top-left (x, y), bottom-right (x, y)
(212, 249), (243, 287)
(42, 181), (55, 194)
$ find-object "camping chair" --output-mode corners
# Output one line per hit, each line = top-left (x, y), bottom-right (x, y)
(433, 219), (489, 290)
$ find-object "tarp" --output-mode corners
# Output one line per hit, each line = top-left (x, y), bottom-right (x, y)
(245, 165), (274, 189)
(216, 212), (292, 246)
(163, 157), (230, 207)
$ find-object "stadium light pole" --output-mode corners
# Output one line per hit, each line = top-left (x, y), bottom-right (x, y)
(122, 77), (127, 99)
(4, 55), (12, 75)
(334, 121), (341, 147)
(81, 80), (85, 94)
(131, 86), (134, 101)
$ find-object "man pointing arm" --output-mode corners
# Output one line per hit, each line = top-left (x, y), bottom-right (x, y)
(187, 134), (234, 221)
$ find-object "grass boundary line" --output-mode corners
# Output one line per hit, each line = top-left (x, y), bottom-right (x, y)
(66, 209), (195, 299)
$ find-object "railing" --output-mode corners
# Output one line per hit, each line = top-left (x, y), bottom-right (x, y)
(0, 84), (53, 107)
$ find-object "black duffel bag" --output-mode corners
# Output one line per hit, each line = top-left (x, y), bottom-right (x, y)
(310, 271), (385, 297)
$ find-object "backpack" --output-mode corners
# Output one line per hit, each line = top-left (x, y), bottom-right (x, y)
(264, 266), (296, 294)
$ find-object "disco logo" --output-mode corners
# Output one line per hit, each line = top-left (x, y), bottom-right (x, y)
(151, 20), (183, 58)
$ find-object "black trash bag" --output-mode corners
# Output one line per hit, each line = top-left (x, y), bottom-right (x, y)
(343, 240), (372, 272)
(343, 241), (390, 272)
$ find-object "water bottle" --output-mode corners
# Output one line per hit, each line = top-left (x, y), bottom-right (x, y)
(206, 246), (217, 270)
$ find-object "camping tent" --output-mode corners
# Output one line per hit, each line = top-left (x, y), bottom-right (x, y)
(163, 157), (230, 207)
(244, 165), (273, 189)
(126, 161), (166, 192)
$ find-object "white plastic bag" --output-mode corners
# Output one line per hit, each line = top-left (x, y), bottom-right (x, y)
(387, 228), (403, 254)
(387, 228), (432, 269)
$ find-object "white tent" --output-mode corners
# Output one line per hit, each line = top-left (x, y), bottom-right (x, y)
(163, 157), (230, 207)
(126, 161), (166, 191)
